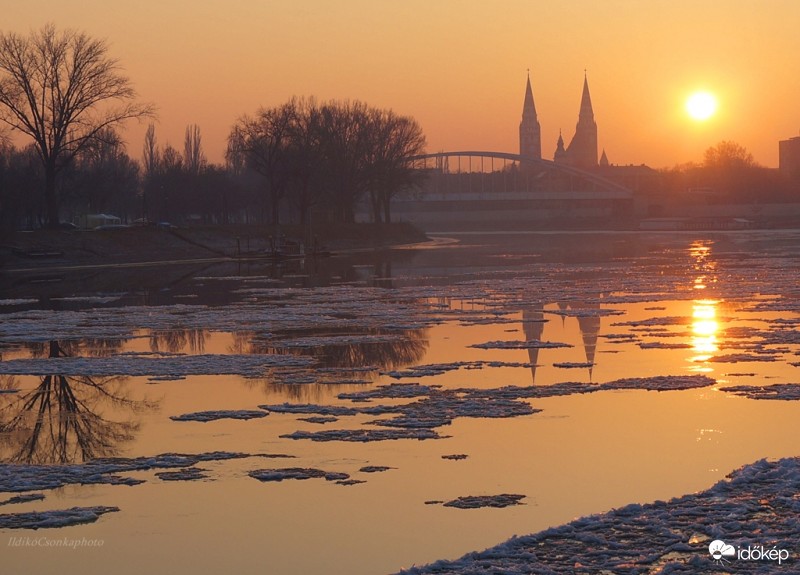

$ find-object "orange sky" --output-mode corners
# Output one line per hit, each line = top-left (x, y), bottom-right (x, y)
(5, 1), (800, 168)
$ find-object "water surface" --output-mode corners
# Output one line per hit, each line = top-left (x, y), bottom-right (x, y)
(2, 231), (800, 574)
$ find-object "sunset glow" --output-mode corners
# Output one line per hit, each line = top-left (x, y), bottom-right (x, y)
(686, 91), (718, 121)
(4, 1), (800, 167)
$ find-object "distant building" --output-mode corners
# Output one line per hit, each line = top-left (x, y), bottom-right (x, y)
(518, 73), (541, 160)
(557, 74), (599, 169)
(519, 73), (598, 169)
(779, 135), (800, 179)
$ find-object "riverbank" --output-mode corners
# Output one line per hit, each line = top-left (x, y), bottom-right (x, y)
(398, 456), (800, 574)
(0, 222), (428, 271)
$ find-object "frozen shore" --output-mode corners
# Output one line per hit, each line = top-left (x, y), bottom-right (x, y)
(396, 457), (800, 574)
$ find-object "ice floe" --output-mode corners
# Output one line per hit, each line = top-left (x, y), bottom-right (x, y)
(0, 493), (45, 506)
(248, 468), (350, 482)
(707, 353), (780, 363)
(546, 308), (624, 318)
(170, 410), (269, 422)
(722, 383), (800, 400)
(261, 403), (359, 416)
(156, 468), (209, 481)
(281, 429), (444, 442)
(0, 451), (280, 493)
(359, 466), (394, 473)
(442, 454), (469, 461)
(638, 341), (692, 349)
(382, 361), (537, 379)
(470, 340), (573, 350)
(0, 353), (315, 377)
(441, 494), (526, 509)
(264, 376), (712, 443)
(297, 416), (339, 424)
(0, 506), (119, 529)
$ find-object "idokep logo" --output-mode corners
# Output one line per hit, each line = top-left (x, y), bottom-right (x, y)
(708, 539), (790, 566)
(708, 540), (736, 564)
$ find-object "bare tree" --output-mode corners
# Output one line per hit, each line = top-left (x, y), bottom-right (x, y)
(142, 123), (160, 179)
(365, 109), (426, 223)
(703, 141), (756, 170)
(234, 101), (297, 224)
(0, 24), (154, 227)
(183, 123), (206, 176)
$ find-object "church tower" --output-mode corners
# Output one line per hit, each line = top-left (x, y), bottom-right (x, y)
(519, 73), (541, 160)
(557, 74), (598, 169)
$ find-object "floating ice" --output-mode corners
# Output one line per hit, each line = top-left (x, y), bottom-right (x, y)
(297, 416), (339, 424)
(461, 375), (716, 401)
(248, 468), (350, 482)
(552, 362), (594, 369)
(441, 494), (526, 509)
(638, 342), (692, 349)
(281, 429), (444, 442)
(0, 506), (119, 529)
(707, 353), (780, 363)
(0, 451), (274, 494)
(722, 383), (800, 400)
(156, 468), (209, 481)
(339, 383), (441, 401)
(268, 376), (712, 443)
(359, 466), (394, 473)
(382, 361), (537, 379)
(261, 403), (359, 416)
(272, 334), (409, 348)
(0, 299), (38, 306)
(442, 454), (469, 461)
(0, 493), (45, 506)
(336, 479), (366, 486)
(170, 410), (269, 422)
(546, 308), (624, 318)
(470, 340), (573, 350)
(0, 353), (315, 377)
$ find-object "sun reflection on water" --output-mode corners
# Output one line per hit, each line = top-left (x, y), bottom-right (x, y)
(688, 241), (720, 371)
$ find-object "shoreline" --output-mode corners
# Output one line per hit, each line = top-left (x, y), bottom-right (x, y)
(0, 222), (429, 273)
(398, 455), (800, 574)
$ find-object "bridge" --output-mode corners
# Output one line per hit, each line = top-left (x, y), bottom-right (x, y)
(387, 150), (635, 230)
(410, 151), (631, 194)
(410, 151), (632, 196)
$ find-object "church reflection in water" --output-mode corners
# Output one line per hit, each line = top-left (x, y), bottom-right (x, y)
(522, 297), (601, 384)
(0, 341), (155, 464)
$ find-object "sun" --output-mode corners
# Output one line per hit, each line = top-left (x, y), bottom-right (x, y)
(686, 91), (718, 121)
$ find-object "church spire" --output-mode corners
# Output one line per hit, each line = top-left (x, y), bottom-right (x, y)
(519, 71), (541, 160)
(522, 71), (538, 120)
(579, 72), (594, 122)
(557, 73), (598, 169)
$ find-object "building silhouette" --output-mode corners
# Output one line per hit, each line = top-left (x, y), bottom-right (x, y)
(519, 73), (542, 160)
(520, 73), (598, 170)
(779, 135), (800, 179)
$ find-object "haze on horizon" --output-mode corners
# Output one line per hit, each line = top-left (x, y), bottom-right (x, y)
(5, 0), (800, 168)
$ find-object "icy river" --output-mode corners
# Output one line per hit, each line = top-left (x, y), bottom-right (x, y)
(2, 230), (800, 574)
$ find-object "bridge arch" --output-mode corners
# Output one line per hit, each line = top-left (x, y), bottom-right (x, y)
(410, 151), (631, 196)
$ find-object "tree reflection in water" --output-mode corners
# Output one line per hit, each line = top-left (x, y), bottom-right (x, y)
(0, 341), (156, 464)
(232, 328), (429, 399)
(149, 329), (208, 354)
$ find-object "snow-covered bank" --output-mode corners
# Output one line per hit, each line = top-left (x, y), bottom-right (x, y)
(396, 457), (800, 574)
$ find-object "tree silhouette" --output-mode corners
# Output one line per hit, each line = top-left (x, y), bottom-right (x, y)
(0, 24), (154, 227)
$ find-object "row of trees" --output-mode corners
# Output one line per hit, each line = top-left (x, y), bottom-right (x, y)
(227, 98), (426, 225)
(0, 25), (426, 230)
(659, 141), (792, 203)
